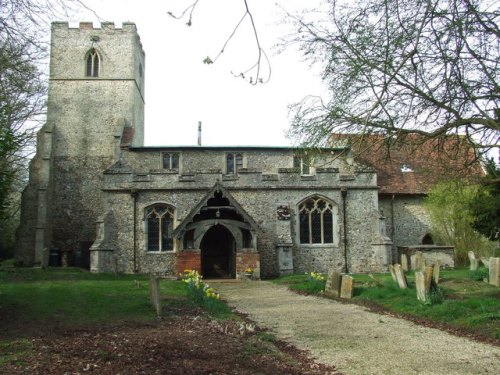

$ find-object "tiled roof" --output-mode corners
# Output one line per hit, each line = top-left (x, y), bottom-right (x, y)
(330, 134), (484, 195)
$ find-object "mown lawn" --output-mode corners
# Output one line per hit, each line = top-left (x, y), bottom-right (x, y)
(273, 268), (500, 341)
(0, 264), (189, 335)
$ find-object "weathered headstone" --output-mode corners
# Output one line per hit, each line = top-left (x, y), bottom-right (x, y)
(149, 274), (162, 317)
(424, 265), (434, 291)
(489, 257), (500, 287)
(325, 270), (342, 298)
(433, 260), (441, 285)
(389, 265), (397, 282)
(394, 264), (408, 289)
(340, 275), (354, 299)
(480, 257), (490, 269)
(410, 254), (417, 270)
(416, 251), (426, 272)
(468, 251), (478, 271)
(401, 254), (409, 272)
(415, 271), (428, 303)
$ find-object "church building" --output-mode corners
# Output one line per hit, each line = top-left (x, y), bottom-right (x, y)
(16, 22), (464, 279)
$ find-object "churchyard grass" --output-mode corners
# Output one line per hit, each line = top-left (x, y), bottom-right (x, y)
(274, 269), (500, 341)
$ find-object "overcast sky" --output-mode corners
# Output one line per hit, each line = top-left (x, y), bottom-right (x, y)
(61, 0), (327, 147)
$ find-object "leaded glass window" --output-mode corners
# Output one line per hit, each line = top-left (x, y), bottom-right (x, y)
(299, 197), (335, 244)
(226, 153), (243, 174)
(146, 205), (174, 251)
(162, 152), (179, 170)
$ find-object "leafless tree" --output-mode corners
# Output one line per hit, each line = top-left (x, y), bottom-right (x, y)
(285, 0), (499, 159)
(168, 0), (271, 85)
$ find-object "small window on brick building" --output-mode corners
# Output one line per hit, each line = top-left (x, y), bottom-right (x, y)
(162, 152), (179, 170)
(226, 153), (243, 174)
(146, 204), (174, 251)
(86, 48), (100, 77)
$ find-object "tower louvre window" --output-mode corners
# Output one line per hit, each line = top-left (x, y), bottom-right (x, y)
(86, 48), (100, 77)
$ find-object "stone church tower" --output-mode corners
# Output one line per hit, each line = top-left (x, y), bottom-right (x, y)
(15, 22), (145, 266)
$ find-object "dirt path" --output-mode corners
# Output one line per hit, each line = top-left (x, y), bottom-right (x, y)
(214, 281), (500, 375)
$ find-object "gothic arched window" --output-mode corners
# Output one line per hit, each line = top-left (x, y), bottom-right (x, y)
(299, 197), (335, 244)
(146, 204), (174, 251)
(86, 48), (100, 77)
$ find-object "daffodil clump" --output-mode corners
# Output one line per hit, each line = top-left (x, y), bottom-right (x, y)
(181, 269), (221, 306)
(306, 271), (327, 293)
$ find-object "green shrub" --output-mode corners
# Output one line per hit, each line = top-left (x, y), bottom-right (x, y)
(469, 267), (489, 281)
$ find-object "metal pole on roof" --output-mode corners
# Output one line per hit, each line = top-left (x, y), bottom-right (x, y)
(198, 121), (202, 146)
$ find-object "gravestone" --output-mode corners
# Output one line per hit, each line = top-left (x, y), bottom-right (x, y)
(325, 270), (341, 298)
(389, 265), (397, 282)
(149, 274), (162, 317)
(489, 257), (500, 287)
(394, 264), (408, 289)
(415, 271), (428, 303)
(424, 265), (434, 291)
(410, 254), (417, 270)
(468, 251), (478, 271)
(433, 260), (441, 285)
(401, 254), (409, 272)
(340, 275), (354, 299)
(416, 251), (426, 272)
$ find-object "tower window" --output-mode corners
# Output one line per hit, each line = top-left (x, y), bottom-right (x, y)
(86, 48), (100, 77)
(146, 204), (174, 251)
(299, 197), (335, 244)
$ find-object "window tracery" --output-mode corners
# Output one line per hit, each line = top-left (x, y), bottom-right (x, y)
(299, 197), (335, 244)
(86, 48), (100, 77)
(146, 204), (174, 251)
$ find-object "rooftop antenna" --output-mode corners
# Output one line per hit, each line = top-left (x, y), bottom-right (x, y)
(197, 121), (202, 146)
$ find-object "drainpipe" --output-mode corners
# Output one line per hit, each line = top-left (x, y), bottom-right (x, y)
(131, 189), (139, 273)
(341, 188), (348, 273)
(390, 194), (396, 263)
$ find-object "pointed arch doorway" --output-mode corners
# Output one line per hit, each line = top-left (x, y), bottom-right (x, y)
(200, 225), (236, 279)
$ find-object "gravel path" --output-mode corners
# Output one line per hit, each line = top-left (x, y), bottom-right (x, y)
(214, 281), (500, 375)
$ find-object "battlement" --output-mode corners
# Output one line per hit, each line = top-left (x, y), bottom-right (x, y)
(51, 21), (138, 32)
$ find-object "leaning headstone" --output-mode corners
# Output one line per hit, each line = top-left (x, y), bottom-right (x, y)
(325, 270), (342, 298)
(415, 271), (428, 303)
(489, 257), (500, 287)
(480, 257), (490, 269)
(416, 251), (426, 272)
(468, 251), (478, 271)
(389, 265), (397, 282)
(401, 254), (409, 272)
(149, 274), (162, 317)
(340, 275), (354, 299)
(433, 260), (441, 285)
(424, 265), (434, 291)
(410, 254), (417, 270)
(394, 264), (408, 289)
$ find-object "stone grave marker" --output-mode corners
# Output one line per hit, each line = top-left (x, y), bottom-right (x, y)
(424, 265), (434, 291)
(389, 265), (397, 282)
(340, 275), (354, 299)
(410, 254), (417, 270)
(401, 254), (409, 271)
(325, 270), (341, 298)
(416, 251), (426, 272)
(489, 257), (500, 287)
(149, 274), (162, 317)
(393, 264), (408, 289)
(415, 271), (428, 303)
(468, 251), (478, 271)
(433, 260), (441, 285)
